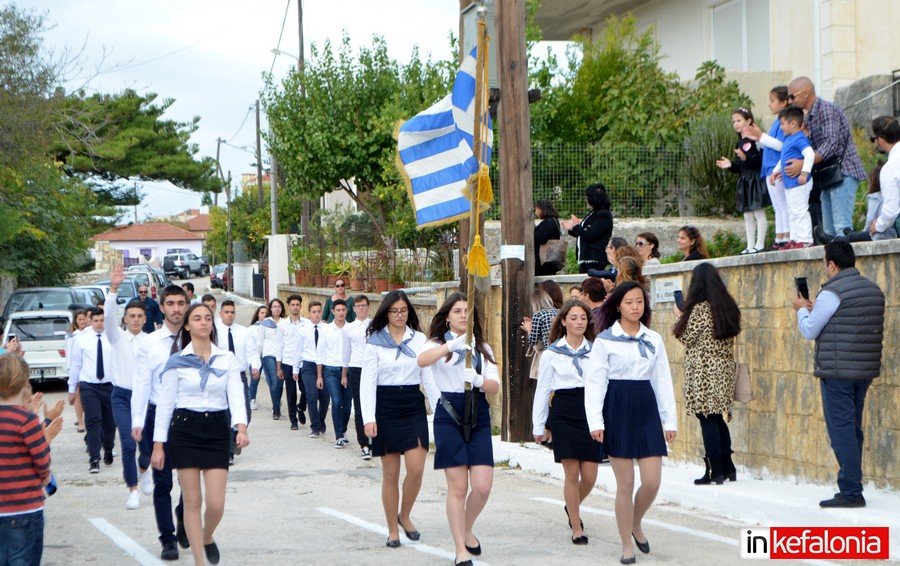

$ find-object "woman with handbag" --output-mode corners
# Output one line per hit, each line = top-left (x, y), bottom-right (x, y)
(521, 286), (560, 381)
(534, 200), (564, 275)
(672, 263), (742, 485)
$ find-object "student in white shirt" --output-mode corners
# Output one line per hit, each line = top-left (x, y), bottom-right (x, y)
(216, 299), (259, 462)
(360, 291), (440, 549)
(532, 300), (603, 546)
(316, 299), (352, 448)
(585, 282), (677, 565)
(66, 309), (89, 433)
(346, 297), (372, 459)
(278, 295), (308, 430)
(417, 293), (500, 565)
(299, 302), (328, 437)
(67, 307), (116, 474)
(259, 298), (286, 419)
(106, 264), (151, 509)
(151, 303), (249, 566)
(246, 305), (269, 410)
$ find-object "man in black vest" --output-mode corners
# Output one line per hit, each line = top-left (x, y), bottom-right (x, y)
(793, 241), (885, 508)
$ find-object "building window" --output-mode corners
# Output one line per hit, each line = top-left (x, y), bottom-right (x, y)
(712, 0), (770, 72)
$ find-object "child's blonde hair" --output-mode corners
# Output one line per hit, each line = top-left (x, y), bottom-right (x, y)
(0, 354), (30, 399)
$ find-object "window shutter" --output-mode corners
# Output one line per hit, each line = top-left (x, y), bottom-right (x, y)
(713, 0), (743, 70)
(746, 0), (770, 71)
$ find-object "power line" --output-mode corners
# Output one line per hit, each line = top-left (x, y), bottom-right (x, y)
(225, 106), (254, 143)
(269, 0), (293, 75)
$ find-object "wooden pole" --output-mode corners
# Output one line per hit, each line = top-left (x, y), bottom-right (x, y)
(457, 0), (471, 292)
(496, 0), (535, 442)
(255, 100), (264, 205)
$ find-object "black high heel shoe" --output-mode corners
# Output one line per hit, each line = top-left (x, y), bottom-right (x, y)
(632, 533), (650, 554)
(465, 537), (481, 556)
(455, 560), (474, 566)
(398, 515), (420, 541)
(563, 505), (583, 530)
(620, 556), (636, 565)
(386, 538), (401, 548)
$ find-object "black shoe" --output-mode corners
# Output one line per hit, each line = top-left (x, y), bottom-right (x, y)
(273, 414), (280, 420)
(290, 423), (299, 430)
(455, 561), (474, 566)
(160, 541), (178, 561)
(571, 535), (588, 545)
(814, 226), (834, 244)
(465, 537), (481, 556)
(819, 493), (866, 508)
(694, 456), (725, 485)
(620, 556), (636, 565)
(632, 533), (650, 554)
(89, 461), (100, 474)
(104, 450), (114, 466)
(386, 538), (401, 548)
(564, 505), (584, 530)
(229, 455), (234, 466)
(399, 515), (420, 541)
(176, 516), (190, 549)
(298, 409), (307, 425)
(204, 541), (220, 565)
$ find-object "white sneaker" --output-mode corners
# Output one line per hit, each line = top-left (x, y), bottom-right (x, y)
(339, 437), (350, 446)
(309, 431), (320, 439)
(361, 447), (372, 460)
(139, 468), (153, 496)
(250, 399), (258, 411)
(333, 438), (345, 449)
(126, 490), (141, 510)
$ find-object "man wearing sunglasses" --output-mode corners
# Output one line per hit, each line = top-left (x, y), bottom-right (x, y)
(137, 285), (163, 334)
(783, 77), (865, 239)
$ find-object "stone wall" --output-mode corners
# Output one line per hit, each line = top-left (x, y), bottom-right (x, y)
(834, 74), (895, 131)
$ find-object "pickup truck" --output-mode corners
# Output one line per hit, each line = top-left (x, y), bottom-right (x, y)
(163, 253), (207, 279)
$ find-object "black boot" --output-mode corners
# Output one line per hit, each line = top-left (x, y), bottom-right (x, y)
(693, 457), (712, 485)
(694, 456), (725, 485)
(722, 452), (737, 482)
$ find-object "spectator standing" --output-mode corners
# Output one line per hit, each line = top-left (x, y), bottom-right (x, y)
(635, 233), (661, 266)
(785, 77), (866, 237)
(323, 278), (356, 323)
(534, 199), (563, 275)
(521, 288), (559, 382)
(672, 263), (742, 485)
(677, 226), (710, 262)
(138, 285), (164, 334)
(561, 183), (614, 273)
(793, 242), (884, 507)
(580, 277), (607, 330)
(770, 106), (816, 248)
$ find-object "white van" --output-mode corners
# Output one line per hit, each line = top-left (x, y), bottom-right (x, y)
(3, 310), (72, 383)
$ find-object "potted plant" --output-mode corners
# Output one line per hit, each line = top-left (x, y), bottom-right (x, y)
(348, 256), (366, 292)
(310, 251), (326, 287)
(387, 260), (406, 290)
(324, 258), (351, 286)
(291, 246), (314, 286)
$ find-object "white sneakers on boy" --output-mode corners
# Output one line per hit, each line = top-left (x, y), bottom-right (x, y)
(126, 490), (141, 510)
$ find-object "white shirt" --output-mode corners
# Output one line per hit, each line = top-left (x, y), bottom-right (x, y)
(532, 336), (596, 436)
(346, 318), (372, 368)
(65, 328), (85, 374)
(875, 143), (900, 233)
(316, 321), (351, 368)
(584, 321), (677, 433)
(258, 318), (282, 359)
(153, 343), (248, 442)
(104, 291), (148, 391)
(277, 316), (307, 369)
(67, 330), (113, 393)
(215, 321), (260, 373)
(131, 327), (180, 430)
(298, 320), (323, 364)
(422, 334), (499, 393)
(359, 327), (441, 424)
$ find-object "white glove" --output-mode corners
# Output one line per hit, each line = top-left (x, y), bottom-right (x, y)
(463, 367), (484, 388)
(446, 334), (471, 353)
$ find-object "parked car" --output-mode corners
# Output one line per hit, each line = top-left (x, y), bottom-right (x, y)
(210, 264), (229, 289)
(73, 285), (107, 307)
(199, 255), (211, 273)
(124, 265), (167, 300)
(1, 287), (91, 327)
(3, 310), (72, 383)
(95, 279), (140, 304)
(164, 252), (206, 278)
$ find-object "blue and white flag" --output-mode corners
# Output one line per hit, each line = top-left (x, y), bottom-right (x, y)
(397, 46), (493, 228)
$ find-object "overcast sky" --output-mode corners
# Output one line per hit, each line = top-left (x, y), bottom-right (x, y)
(19, 0), (465, 219)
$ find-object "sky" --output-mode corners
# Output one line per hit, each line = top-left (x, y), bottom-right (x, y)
(19, 0), (465, 219)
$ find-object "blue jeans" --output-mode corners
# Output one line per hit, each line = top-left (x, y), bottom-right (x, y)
(301, 361), (329, 433)
(0, 510), (43, 566)
(111, 386), (143, 487)
(323, 366), (352, 438)
(262, 355), (284, 416)
(819, 378), (872, 496)
(80, 382), (115, 463)
(820, 175), (858, 235)
(249, 367), (261, 401)
(139, 403), (182, 543)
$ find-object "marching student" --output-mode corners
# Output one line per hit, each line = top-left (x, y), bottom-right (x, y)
(152, 303), (249, 566)
(105, 265), (152, 509)
(532, 299), (603, 546)
(132, 285), (189, 560)
(586, 282), (677, 565)
(418, 293), (499, 566)
(316, 299), (352, 448)
(278, 295), (307, 431)
(247, 305), (269, 410)
(67, 307), (116, 474)
(346, 296), (373, 459)
(361, 290), (441, 549)
(66, 309), (88, 434)
(299, 302), (329, 438)
(215, 300), (259, 462)
(258, 298), (286, 420)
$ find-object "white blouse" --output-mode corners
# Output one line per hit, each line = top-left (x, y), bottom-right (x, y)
(345, 318), (372, 369)
(584, 321), (677, 433)
(421, 333), (500, 393)
(258, 318), (282, 359)
(359, 327), (441, 425)
(153, 343), (248, 443)
(532, 336), (596, 436)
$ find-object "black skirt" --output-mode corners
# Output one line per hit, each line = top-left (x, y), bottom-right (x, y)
(433, 391), (493, 469)
(603, 380), (668, 459)
(548, 388), (603, 463)
(168, 408), (231, 470)
(735, 172), (771, 213)
(371, 385), (428, 457)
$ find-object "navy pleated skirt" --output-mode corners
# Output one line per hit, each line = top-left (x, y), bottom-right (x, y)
(168, 409), (231, 470)
(433, 391), (493, 469)
(371, 385), (428, 457)
(603, 380), (667, 458)
(548, 388), (604, 463)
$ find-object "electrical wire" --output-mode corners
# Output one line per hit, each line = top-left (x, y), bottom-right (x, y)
(269, 0), (292, 74)
(224, 106), (254, 143)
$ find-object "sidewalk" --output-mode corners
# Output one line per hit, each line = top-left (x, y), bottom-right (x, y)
(493, 439), (900, 560)
(224, 291), (264, 307)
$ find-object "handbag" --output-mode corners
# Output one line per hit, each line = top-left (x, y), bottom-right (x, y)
(812, 155), (843, 190)
(526, 341), (544, 380)
(734, 362), (752, 403)
(538, 218), (568, 270)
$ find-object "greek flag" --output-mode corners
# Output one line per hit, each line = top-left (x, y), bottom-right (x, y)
(397, 46), (493, 228)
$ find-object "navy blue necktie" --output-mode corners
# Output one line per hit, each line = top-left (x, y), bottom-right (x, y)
(96, 335), (105, 380)
(314, 325), (319, 347)
(228, 327), (235, 353)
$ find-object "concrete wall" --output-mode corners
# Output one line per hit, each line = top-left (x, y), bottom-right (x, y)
(233, 262), (260, 298)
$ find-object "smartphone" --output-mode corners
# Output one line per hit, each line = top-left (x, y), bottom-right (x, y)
(795, 277), (810, 300)
(45, 473), (58, 497)
(673, 290), (685, 311)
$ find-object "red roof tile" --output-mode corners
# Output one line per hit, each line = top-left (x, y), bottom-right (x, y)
(91, 222), (206, 242)
(185, 214), (210, 232)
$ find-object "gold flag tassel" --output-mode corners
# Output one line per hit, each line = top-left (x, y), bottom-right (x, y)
(466, 234), (490, 278)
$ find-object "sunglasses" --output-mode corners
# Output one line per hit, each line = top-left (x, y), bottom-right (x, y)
(635, 242), (647, 247)
(335, 283), (345, 287)
(787, 87), (809, 102)
(138, 291), (148, 294)
(870, 135), (878, 143)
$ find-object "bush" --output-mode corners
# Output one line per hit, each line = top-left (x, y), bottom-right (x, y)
(707, 229), (746, 258)
(683, 112), (740, 216)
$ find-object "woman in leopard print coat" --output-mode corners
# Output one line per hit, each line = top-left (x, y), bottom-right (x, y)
(673, 263), (742, 485)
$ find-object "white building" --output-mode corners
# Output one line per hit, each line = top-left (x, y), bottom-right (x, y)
(91, 222), (206, 266)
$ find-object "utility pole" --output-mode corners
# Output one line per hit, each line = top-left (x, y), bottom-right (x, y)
(298, 0), (312, 240)
(496, 0), (534, 442)
(215, 138), (234, 292)
(255, 100), (264, 205)
(270, 128), (279, 235)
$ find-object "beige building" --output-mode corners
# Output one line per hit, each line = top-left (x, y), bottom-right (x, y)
(536, 0), (900, 108)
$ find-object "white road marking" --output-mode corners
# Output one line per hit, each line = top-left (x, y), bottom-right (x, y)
(316, 506), (489, 566)
(89, 518), (164, 566)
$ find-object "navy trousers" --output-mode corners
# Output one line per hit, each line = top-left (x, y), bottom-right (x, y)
(819, 378), (872, 497)
(140, 403), (183, 543)
(80, 382), (115, 463)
